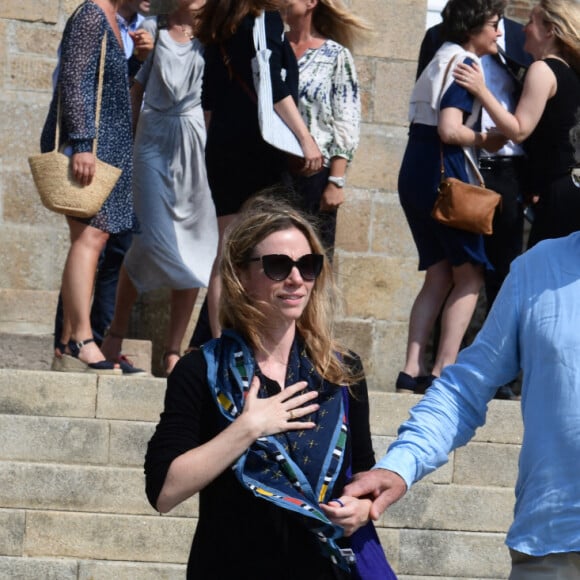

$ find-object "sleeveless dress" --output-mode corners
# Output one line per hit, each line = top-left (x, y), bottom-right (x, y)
(524, 58), (580, 248)
(123, 21), (218, 292)
(40, 0), (135, 234)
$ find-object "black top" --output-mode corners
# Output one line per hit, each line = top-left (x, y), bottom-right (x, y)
(201, 11), (300, 216)
(524, 59), (580, 196)
(145, 349), (375, 580)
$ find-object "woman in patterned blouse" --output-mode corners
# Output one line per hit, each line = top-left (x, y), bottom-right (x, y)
(283, 0), (369, 257)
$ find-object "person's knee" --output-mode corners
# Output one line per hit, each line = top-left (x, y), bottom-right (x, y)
(452, 262), (484, 292)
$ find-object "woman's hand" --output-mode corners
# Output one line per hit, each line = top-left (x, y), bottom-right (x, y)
(300, 135), (324, 176)
(481, 129), (508, 153)
(71, 152), (96, 186)
(241, 376), (319, 438)
(320, 496), (372, 537)
(453, 61), (486, 98)
(320, 183), (345, 212)
(129, 29), (154, 62)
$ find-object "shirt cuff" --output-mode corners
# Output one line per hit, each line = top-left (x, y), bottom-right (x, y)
(71, 140), (93, 154)
(373, 447), (419, 490)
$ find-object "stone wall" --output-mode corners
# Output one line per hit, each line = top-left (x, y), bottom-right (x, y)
(0, 0), (535, 388)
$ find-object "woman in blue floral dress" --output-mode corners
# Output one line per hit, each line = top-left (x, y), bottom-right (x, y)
(283, 0), (368, 256)
(40, 0), (135, 373)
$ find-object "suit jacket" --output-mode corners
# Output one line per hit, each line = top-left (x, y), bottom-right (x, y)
(416, 18), (532, 80)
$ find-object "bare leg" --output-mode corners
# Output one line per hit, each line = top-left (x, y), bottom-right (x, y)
(207, 214), (237, 338)
(100, 265), (138, 360)
(60, 218), (109, 364)
(164, 288), (199, 375)
(403, 260), (453, 378)
(432, 262), (484, 376)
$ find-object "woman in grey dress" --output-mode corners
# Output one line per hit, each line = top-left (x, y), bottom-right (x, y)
(102, 0), (218, 376)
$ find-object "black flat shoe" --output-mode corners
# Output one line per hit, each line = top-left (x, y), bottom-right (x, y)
(396, 372), (436, 394)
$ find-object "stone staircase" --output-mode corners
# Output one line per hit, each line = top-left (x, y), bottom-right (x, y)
(0, 367), (522, 579)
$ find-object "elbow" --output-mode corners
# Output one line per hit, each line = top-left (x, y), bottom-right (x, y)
(437, 126), (458, 145)
(156, 492), (176, 514)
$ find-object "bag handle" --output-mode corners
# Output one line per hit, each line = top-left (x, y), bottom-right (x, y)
(253, 10), (267, 53)
(54, 32), (107, 155)
(438, 54), (486, 188)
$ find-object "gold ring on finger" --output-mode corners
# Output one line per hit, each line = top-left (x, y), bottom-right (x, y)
(289, 410), (295, 420)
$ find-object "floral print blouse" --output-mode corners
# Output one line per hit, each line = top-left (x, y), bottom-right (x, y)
(296, 39), (360, 165)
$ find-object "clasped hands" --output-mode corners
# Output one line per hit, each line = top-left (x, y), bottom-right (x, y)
(241, 377), (373, 536)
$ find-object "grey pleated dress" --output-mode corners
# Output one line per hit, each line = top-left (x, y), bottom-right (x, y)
(124, 21), (218, 292)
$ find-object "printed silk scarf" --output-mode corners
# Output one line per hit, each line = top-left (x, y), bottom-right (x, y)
(202, 329), (351, 571)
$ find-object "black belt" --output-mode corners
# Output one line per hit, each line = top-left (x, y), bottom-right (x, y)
(479, 156), (524, 169)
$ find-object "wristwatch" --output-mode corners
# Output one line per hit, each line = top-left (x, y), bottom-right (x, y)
(327, 175), (346, 188)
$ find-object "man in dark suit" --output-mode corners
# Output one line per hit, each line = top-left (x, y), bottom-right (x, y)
(415, 14), (532, 399)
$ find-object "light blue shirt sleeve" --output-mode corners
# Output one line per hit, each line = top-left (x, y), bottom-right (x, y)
(376, 261), (522, 487)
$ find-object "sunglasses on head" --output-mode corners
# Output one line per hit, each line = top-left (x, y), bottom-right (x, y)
(248, 253), (324, 281)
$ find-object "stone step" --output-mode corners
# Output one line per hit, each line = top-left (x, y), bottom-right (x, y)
(0, 368), (523, 442)
(0, 368), (522, 579)
(0, 335), (153, 374)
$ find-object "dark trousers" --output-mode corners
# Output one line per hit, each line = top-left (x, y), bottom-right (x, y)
(54, 231), (133, 348)
(527, 173), (580, 249)
(290, 167), (338, 260)
(479, 157), (525, 311)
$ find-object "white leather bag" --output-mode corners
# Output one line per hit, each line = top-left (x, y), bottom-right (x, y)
(251, 11), (303, 157)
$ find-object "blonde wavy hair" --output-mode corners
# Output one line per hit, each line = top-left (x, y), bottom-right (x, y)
(219, 193), (359, 386)
(539, 0), (580, 75)
(311, 0), (370, 51)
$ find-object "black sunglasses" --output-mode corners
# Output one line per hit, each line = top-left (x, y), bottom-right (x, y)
(248, 253), (324, 281)
(486, 17), (502, 30)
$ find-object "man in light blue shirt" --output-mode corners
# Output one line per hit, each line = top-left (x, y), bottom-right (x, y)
(346, 228), (580, 578)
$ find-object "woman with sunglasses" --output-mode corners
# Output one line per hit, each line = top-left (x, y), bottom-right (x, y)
(454, 0), (580, 248)
(395, 0), (508, 395)
(145, 194), (395, 579)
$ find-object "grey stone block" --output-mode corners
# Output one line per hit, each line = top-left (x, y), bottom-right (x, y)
(79, 560), (186, 580)
(24, 512), (196, 563)
(97, 375), (166, 422)
(381, 483), (514, 533)
(0, 289), (59, 335)
(109, 421), (155, 467)
(367, 392), (523, 445)
(0, 415), (108, 464)
(0, 462), (155, 515)
(454, 442), (520, 487)
(0, 510), (25, 556)
(398, 529), (510, 578)
(0, 369), (96, 417)
(0, 556), (78, 580)
(0, 334), (55, 371)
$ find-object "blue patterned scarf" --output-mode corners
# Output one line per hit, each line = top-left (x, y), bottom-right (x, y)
(202, 329), (350, 571)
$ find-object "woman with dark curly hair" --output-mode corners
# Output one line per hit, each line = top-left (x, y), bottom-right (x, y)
(395, 0), (508, 394)
(454, 0), (580, 248)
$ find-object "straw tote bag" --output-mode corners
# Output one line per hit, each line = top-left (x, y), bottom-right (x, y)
(28, 33), (122, 219)
(251, 11), (303, 157)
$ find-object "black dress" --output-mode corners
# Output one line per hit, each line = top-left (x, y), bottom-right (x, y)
(202, 11), (299, 216)
(525, 59), (580, 247)
(144, 350), (375, 580)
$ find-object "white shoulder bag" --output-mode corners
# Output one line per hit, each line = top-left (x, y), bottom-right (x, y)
(251, 11), (304, 157)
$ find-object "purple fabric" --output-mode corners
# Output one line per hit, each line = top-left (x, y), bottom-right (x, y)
(342, 387), (398, 579)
